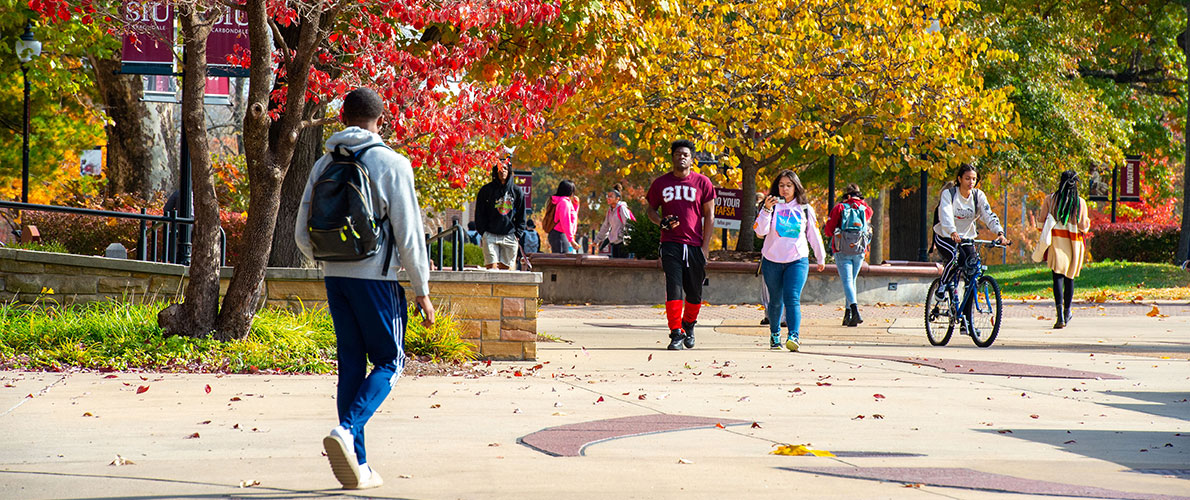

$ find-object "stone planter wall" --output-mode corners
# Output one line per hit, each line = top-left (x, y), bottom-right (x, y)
(528, 254), (943, 306)
(0, 248), (540, 360)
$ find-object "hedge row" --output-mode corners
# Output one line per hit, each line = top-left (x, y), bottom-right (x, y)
(1087, 223), (1180, 263)
(22, 210), (247, 266)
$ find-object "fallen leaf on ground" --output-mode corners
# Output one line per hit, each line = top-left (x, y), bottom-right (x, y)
(852, 415), (865, 420)
(109, 455), (134, 466)
(198, 420), (211, 425)
(1030, 414), (1040, 419)
(637, 394), (647, 400)
(997, 429), (1013, 434)
(238, 480), (260, 488)
(715, 423), (725, 429)
(229, 397), (241, 402)
(103, 375), (117, 379)
(904, 483), (923, 488)
(770, 444), (834, 457)
(751, 422), (762, 429)
(872, 414), (884, 419)
(82, 412), (93, 417)
(430, 404), (441, 409)
(1064, 440), (1076, 444)
(398, 474), (413, 478)
(648, 354), (653, 362)
(488, 443), (500, 447)
(204, 384), (211, 394)
(873, 394), (885, 400)
(677, 458), (694, 464)
(185, 432), (200, 439)
(594, 396), (604, 404)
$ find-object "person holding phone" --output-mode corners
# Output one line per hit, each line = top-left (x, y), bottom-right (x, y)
(646, 140), (716, 350)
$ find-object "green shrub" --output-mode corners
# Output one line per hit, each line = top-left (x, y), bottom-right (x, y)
(426, 241), (484, 267)
(1087, 223), (1180, 263)
(0, 300), (476, 372)
(624, 216), (661, 260)
(403, 305), (477, 363)
(7, 240), (69, 253)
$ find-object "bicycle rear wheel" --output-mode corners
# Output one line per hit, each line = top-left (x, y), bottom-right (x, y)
(924, 278), (954, 346)
(969, 276), (1002, 347)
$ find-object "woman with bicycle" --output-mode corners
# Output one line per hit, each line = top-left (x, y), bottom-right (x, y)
(932, 164), (1010, 299)
(1033, 170), (1090, 329)
(755, 170), (827, 352)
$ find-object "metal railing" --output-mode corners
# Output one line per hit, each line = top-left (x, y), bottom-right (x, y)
(0, 200), (224, 266)
(425, 217), (464, 271)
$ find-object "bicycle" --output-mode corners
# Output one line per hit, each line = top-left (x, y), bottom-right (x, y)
(924, 238), (1008, 348)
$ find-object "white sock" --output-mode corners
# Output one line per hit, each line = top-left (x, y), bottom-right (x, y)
(358, 463), (372, 481)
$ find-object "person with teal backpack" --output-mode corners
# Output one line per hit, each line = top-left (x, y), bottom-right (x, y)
(824, 183), (873, 327)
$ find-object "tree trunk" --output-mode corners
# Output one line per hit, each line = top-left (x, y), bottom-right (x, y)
(269, 104), (323, 268)
(868, 187), (887, 264)
(214, 0), (329, 340)
(91, 57), (176, 199)
(157, 6), (221, 338)
(734, 159), (761, 251)
(1179, 5), (1190, 264)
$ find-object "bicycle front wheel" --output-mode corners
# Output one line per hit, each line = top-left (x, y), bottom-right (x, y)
(924, 278), (954, 346)
(969, 276), (1002, 347)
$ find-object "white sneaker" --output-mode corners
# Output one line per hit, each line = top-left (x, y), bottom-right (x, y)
(323, 426), (361, 489)
(351, 464), (384, 490)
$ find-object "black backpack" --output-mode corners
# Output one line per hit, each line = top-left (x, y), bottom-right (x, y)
(307, 144), (394, 275)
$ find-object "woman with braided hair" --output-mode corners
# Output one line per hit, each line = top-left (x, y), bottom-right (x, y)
(1036, 170), (1091, 329)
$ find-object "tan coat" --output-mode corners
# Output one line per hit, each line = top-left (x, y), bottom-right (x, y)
(1038, 194), (1091, 278)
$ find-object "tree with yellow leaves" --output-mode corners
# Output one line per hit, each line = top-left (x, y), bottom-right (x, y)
(517, 0), (1017, 250)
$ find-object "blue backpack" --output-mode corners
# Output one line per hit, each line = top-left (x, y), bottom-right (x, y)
(832, 202), (870, 256)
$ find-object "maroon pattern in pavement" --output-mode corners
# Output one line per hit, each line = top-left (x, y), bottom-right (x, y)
(519, 414), (750, 457)
(810, 353), (1125, 380)
(783, 467), (1188, 500)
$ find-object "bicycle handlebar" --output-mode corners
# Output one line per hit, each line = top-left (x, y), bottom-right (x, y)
(962, 238), (1010, 249)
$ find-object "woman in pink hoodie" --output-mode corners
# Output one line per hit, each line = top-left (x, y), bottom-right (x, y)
(754, 170), (827, 351)
(546, 180), (580, 253)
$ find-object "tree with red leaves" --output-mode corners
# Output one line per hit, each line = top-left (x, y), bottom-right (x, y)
(32, 0), (580, 340)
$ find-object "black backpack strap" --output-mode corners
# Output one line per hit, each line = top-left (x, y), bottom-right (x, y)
(379, 214), (393, 276)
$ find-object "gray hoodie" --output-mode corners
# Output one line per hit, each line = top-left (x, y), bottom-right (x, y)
(295, 127), (431, 296)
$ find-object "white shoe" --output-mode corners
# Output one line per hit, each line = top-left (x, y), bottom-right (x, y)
(323, 426), (361, 489)
(351, 464), (384, 490)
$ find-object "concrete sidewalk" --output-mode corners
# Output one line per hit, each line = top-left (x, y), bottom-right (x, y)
(1, 304), (1187, 499)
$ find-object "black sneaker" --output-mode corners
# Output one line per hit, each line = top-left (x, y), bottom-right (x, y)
(760, 316), (770, 325)
(667, 329), (686, 350)
(681, 321), (696, 348)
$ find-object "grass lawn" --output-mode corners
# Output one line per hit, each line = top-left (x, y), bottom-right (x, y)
(986, 261), (1190, 301)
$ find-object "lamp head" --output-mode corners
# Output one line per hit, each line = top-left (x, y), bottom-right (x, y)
(16, 22), (42, 64)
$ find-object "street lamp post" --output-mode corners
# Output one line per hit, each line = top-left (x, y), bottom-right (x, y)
(15, 22), (42, 204)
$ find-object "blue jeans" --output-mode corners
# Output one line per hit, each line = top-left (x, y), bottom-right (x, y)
(325, 277), (408, 465)
(761, 257), (808, 340)
(835, 254), (864, 306)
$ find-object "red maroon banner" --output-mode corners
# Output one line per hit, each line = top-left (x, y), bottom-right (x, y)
(120, 0), (174, 74)
(513, 171), (533, 212)
(208, 6), (249, 69)
(1119, 156), (1141, 202)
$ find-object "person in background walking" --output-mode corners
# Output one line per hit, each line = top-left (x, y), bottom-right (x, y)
(522, 219), (541, 254)
(824, 183), (873, 327)
(596, 183), (635, 258)
(544, 180), (580, 253)
(474, 162), (525, 269)
(647, 139), (716, 350)
(754, 170), (826, 351)
(294, 88), (435, 490)
(1033, 170), (1090, 329)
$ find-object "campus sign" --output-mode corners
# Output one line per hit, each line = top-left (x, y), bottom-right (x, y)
(120, 1), (174, 75)
(120, 1), (249, 77)
(1119, 156), (1141, 202)
(713, 188), (742, 230)
(513, 170), (533, 213)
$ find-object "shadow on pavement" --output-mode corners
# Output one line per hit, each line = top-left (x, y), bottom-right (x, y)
(1098, 391), (1190, 422)
(979, 428), (1189, 470)
(0, 470), (413, 500)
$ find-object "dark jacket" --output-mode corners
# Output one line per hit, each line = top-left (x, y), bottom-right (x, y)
(474, 167), (526, 240)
